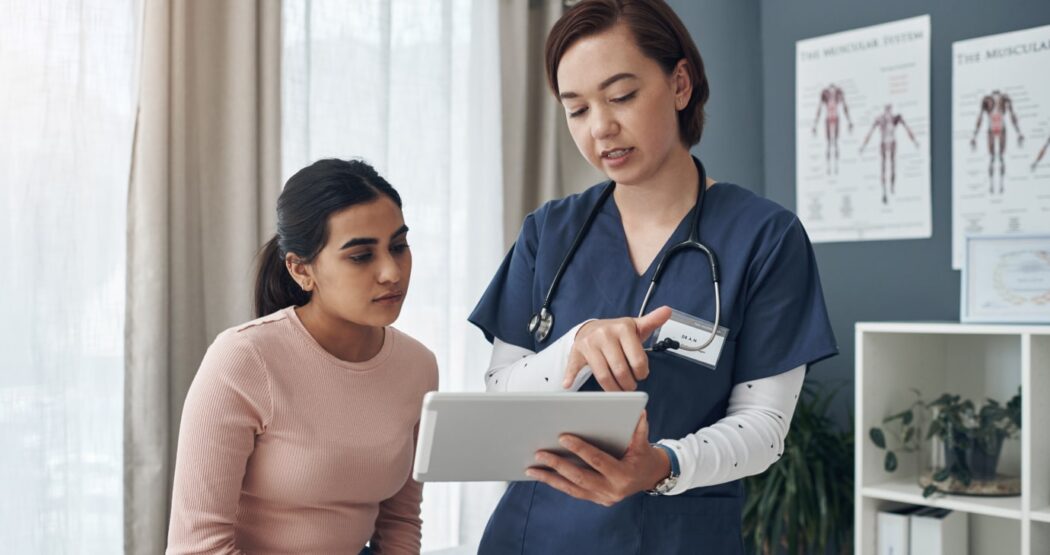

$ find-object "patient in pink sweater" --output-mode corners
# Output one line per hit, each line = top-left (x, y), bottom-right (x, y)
(167, 159), (438, 555)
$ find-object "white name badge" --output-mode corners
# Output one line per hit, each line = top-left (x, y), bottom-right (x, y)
(650, 308), (729, 369)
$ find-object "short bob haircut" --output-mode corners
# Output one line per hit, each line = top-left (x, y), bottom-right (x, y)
(544, 0), (710, 147)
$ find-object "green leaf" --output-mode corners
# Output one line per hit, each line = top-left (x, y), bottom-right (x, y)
(928, 393), (952, 407)
(922, 484), (938, 498)
(927, 419), (942, 440)
(869, 427), (886, 449)
(742, 382), (852, 555)
(933, 467), (950, 482)
(902, 410), (913, 425)
(884, 451), (898, 472)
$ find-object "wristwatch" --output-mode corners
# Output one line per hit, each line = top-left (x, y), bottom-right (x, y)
(646, 443), (680, 496)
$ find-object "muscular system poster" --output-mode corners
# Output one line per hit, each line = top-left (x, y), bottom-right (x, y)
(796, 15), (931, 243)
(952, 24), (1050, 268)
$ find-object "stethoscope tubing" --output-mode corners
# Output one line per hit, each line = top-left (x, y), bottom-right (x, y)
(529, 159), (721, 353)
(638, 277), (720, 352)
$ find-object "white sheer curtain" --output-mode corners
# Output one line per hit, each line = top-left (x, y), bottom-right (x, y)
(0, 0), (140, 553)
(281, 0), (505, 551)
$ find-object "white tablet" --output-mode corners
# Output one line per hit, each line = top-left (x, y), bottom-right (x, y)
(412, 391), (648, 482)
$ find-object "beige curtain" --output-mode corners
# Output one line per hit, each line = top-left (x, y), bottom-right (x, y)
(124, 0), (282, 553)
(498, 0), (603, 247)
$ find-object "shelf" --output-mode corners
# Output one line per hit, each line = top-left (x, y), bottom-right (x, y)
(855, 321), (1050, 335)
(861, 479), (1022, 520)
(856, 323), (1050, 554)
(1032, 508), (1050, 524)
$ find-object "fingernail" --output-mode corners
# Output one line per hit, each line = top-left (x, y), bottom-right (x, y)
(534, 453), (544, 463)
(558, 437), (570, 447)
(525, 470), (538, 479)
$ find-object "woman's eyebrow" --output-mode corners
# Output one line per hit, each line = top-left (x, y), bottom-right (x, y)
(558, 72), (638, 100)
(340, 237), (376, 249)
(339, 225), (409, 250)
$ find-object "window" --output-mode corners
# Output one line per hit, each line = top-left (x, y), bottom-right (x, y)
(0, 0), (140, 552)
(282, 1), (505, 549)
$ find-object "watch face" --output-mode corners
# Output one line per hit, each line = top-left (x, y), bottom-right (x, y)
(656, 476), (678, 494)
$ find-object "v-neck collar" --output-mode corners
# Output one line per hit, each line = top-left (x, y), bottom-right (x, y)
(604, 188), (702, 280)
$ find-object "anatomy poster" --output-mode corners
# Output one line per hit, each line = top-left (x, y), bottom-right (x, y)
(952, 24), (1050, 268)
(796, 15), (931, 243)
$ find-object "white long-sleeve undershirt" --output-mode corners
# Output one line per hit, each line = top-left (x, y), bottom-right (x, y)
(484, 327), (805, 494)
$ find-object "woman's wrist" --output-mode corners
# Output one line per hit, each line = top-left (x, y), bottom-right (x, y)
(647, 444), (672, 489)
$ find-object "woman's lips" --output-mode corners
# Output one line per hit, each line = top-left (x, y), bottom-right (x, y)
(601, 147), (634, 168)
(373, 292), (404, 304)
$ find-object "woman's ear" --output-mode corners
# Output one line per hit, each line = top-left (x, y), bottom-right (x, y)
(285, 253), (314, 292)
(672, 59), (692, 111)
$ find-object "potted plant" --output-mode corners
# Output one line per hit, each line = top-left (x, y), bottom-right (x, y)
(868, 388), (1021, 497)
(743, 383), (853, 555)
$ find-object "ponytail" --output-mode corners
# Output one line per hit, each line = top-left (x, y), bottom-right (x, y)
(254, 234), (309, 317)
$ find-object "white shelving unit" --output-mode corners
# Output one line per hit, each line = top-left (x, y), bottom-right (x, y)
(855, 322), (1050, 555)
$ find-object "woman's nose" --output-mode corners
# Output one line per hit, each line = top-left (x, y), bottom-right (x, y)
(377, 253), (401, 284)
(590, 107), (619, 140)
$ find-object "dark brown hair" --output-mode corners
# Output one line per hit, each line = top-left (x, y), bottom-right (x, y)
(254, 159), (402, 317)
(544, 0), (710, 146)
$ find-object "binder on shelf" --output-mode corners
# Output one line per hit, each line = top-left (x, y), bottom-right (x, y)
(910, 507), (968, 555)
(877, 506), (922, 555)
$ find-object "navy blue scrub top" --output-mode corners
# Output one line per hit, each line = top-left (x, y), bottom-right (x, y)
(469, 171), (838, 555)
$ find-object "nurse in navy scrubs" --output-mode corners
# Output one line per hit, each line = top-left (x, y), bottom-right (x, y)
(469, 1), (837, 553)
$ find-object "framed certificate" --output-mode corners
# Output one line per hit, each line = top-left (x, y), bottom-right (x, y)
(962, 234), (1050, 323)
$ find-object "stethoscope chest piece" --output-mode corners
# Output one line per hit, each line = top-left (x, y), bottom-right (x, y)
(528, 307), (554, 343)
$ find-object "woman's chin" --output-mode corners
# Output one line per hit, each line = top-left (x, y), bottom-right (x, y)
(367, 303), (404, 327)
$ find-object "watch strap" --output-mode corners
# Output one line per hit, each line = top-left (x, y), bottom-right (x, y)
(647, 443), (680, 495)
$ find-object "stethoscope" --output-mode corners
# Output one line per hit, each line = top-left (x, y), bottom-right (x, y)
(527, 159), (721, 353)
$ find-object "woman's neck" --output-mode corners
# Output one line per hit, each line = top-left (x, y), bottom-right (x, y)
(612, 148), (708, 227)
(295, 302), (384, 363)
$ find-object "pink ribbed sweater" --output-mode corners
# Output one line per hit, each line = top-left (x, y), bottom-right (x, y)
(167, 306), (438, 555)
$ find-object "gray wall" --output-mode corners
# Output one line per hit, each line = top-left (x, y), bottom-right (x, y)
(669, 0), (764, 193)
(760, 0), (1050, 424)
(668, 0), (1050, 425)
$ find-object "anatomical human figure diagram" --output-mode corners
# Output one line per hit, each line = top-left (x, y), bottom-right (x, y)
(860, 104), (918, 204)
(970, 89), (1024, 194)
